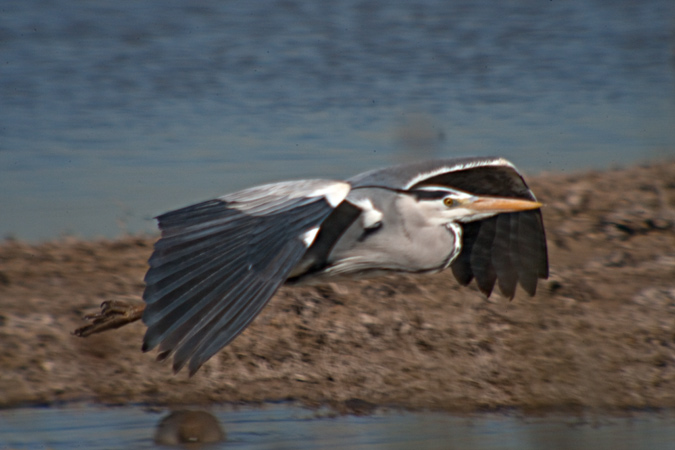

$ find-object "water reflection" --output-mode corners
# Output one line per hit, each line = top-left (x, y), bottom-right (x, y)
(154, 410), (226, 448)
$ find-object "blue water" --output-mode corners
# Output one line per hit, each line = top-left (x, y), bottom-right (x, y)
(1, 404), (674, 450)
(1, 0), (674, 240)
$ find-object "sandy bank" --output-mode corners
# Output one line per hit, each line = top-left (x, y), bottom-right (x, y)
(1, 161), (674, 413)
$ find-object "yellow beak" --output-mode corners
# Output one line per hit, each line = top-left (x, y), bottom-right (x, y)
(468, 196), (542, 213)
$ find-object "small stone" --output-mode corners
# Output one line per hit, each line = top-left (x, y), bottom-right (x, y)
(359, 314), (379, 325)
(294, 373), (311, 382)
(633, 287), (675, 310)
(603, 251), (633, 268)
(564, 182), (592, 214)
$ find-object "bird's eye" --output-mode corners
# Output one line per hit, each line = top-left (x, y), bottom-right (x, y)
(443, 197), (454, 207)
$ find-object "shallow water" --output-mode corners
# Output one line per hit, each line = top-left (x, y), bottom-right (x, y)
(1, 0), (674, 240)
(1, 404), (674, 450)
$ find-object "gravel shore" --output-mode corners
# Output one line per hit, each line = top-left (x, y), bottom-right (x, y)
(1, 161), (674, 413)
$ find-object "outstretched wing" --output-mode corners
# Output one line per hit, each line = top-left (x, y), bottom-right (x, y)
(350, 157), (548, 298)
(142, 180), (350, 375)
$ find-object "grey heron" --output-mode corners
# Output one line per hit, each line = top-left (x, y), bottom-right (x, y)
(79, 157), (548, 375)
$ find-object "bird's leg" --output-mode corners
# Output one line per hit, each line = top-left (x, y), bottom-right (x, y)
(72, 298), (146, 337)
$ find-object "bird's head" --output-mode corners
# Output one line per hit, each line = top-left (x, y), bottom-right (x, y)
(411, 186), (542, 226)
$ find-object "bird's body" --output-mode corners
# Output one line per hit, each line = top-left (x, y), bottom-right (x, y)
(288, 185), (461, 283)
(140, 157), (548, 375)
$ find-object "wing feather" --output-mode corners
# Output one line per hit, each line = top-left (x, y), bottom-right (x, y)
(492, 213), (518, 299)
(179, 243), (303, 375)
(142, 180), (350, 373)
(469, 218), (497, 296)
(450, 228), (475, 286)
(515, 210), (548, 295)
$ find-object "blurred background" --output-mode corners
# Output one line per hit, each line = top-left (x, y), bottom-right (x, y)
(1, 0), (674, 241)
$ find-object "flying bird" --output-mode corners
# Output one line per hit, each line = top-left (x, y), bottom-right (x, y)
(78, 157), (548, 375)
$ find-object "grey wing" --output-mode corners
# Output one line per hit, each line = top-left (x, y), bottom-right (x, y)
(142, 180), (350, 375)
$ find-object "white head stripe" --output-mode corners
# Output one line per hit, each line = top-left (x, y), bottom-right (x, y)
(403, 158), (516, 189)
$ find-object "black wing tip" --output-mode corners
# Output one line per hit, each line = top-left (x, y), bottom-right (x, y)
(473, 271), (548, 299)
(157, 348), (194, 376)
(498, 286), (517, 301)
(477, 281), (495, 298)
(540, 263), (550, 280)
(486, 279), (540, 299)
(168, 354), (202, 376)
(157, 349), (171, 361)
(187, 360), (203, 377)
(172, 358), (187, 375)
(522, 284), (537, 297)
(450, 263), (473, 286)
(142, 338), (197, 375)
